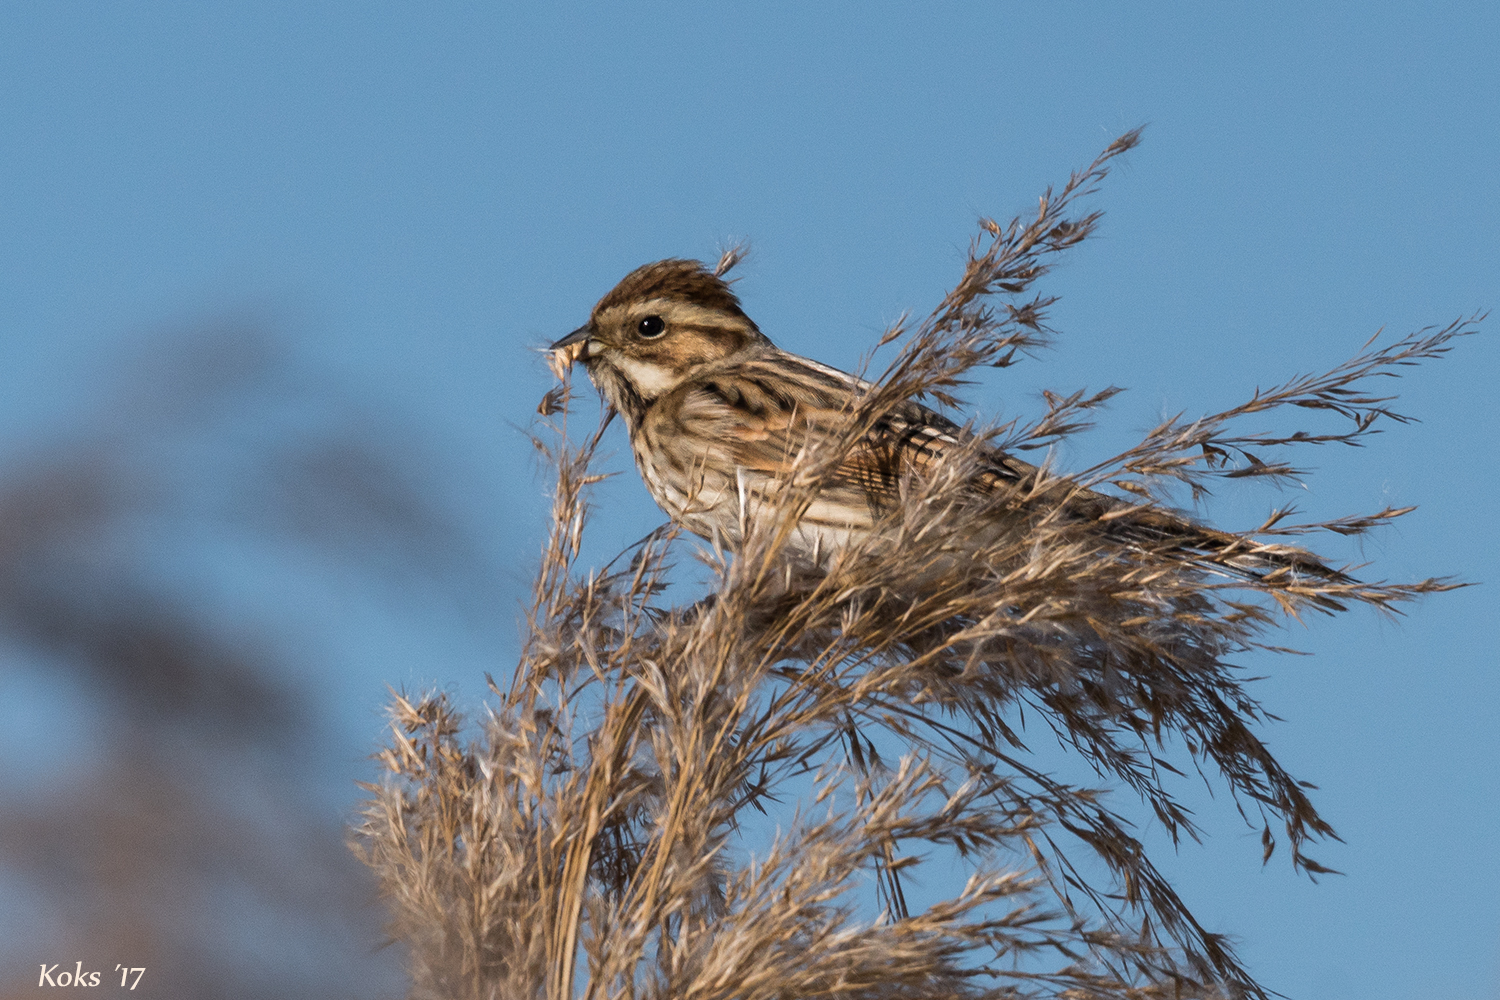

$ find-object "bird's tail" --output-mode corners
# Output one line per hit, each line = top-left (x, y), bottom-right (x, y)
(1104, 503), (1353, 586)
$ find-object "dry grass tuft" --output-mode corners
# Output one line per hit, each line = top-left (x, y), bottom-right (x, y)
(353, 130), (1478, 1000)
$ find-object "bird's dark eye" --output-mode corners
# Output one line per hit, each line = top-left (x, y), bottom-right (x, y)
(636, 315), (666, 339)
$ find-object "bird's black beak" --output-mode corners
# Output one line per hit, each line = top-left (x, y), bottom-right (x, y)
(550, 324), (595, 354)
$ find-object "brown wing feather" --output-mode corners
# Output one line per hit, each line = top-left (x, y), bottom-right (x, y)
(673, 353), (1033, 513)
(667, 351), (1344, 581)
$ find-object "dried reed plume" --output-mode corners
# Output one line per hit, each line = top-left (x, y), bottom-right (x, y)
(353, 130), (1478, 999)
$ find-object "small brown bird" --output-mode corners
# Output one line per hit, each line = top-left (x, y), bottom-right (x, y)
(551, 258), (1336, 579)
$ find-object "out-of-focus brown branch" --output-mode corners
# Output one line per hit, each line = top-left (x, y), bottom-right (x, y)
(0, 325), (492, 999)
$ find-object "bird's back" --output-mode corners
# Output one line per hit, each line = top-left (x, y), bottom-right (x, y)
(628, 346), (1031, 554)
(626, 344), (1343, 584)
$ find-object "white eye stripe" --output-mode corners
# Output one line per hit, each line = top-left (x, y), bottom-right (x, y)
(633, 299), (755, 335)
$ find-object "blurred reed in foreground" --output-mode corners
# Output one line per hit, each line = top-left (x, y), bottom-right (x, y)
(0, 324), (493, 999)
(355, 133), (1478, 1000)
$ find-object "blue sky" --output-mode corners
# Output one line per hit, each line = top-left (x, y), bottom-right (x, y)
(2, 3), (1496, 997)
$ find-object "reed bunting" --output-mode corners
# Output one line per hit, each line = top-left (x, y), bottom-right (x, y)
(550, 258), (1336, 580)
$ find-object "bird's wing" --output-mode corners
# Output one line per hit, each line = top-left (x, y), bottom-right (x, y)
(668, 352), (1032, 514)
(668, 351), (1345, 581)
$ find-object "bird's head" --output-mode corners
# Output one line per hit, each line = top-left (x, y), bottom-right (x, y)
(550, 259), (772, 416)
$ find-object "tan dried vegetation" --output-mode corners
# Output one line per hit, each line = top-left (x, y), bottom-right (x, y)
(353, 131), (1479, 999)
